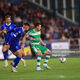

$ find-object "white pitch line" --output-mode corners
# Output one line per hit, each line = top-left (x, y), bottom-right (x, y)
(58, 75), (65, 78)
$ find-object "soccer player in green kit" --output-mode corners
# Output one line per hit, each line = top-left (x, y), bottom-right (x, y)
(22, 23), (51, 71)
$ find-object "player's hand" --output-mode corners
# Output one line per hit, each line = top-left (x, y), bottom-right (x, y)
(2, 28), (7, 34)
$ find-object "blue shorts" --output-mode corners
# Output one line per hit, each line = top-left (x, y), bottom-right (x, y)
(5, 38), (9, 45)
(9, 41), (21, 52)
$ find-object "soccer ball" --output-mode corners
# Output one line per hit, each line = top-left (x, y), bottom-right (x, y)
(59, 57), (66, 63)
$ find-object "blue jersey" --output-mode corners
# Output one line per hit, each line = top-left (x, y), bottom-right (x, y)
(11, 27), (23, 43)
(1, 23), (16, 44)
(9, 27), (23, 52)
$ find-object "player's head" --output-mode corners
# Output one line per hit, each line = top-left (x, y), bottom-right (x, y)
(35, 23), (41, 31)
(5, 15), (11, 24)
(23, 23), (30, 31)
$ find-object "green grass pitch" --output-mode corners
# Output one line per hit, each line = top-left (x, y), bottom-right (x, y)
(0, 58), (80, 80)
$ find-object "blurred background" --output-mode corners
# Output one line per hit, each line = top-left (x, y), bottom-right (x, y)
(0, 0), (80, 58)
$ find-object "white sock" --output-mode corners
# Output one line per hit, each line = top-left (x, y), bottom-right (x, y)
(5, 60), (8, 63)
(21, 58), (24, 62)
(43, 64), (47, 66)
(12, 67), (16, 70)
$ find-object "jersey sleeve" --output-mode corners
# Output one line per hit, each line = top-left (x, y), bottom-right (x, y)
(0, 25), (4, 31)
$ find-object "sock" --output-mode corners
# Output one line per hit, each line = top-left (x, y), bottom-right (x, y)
(13, 56), (21, 63)
(13, 56), (21, 68)
(37, 55), (42, 68)
(12, 67), (16, 70)
(21, 58), (24, 62)
(5, 60), (8, 63)
(44, 54), (50, 66)
(3, 51), (8, 60)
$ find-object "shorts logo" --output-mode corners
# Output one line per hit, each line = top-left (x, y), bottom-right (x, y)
(16, 46), (18, 49)
(19, 31), (21, 33)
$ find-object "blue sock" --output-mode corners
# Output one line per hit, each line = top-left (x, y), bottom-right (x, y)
(13, 55), (18, 63)
(13, 56), (21, 68)
(3, 51), (8, 60)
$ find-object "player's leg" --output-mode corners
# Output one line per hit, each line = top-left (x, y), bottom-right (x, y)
(9, 43), (24, 72)
(32, 46), (43, 71)
(2, 44), (10, 67)
(37, 51), (43, 71)
(11, 49), (23, 72)
(39, 45), (51, 69)
(11, 56), (26, 67)
(43, 49), (51, 69)
(21, 58), (26, 67)
(20, 50), (26, 67)
(10, 43), (26, 68)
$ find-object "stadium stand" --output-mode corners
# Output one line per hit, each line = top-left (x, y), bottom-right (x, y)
(0, 0), (79, 49)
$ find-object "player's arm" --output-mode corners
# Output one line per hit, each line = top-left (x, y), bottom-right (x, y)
(22, 33), (28, 49)
(13, 28), (21, 37)
(0, 28), (7, 35)
(22, 36), (26, 49)
(40, 38), (46, 46)
(22, 32), (29, 49)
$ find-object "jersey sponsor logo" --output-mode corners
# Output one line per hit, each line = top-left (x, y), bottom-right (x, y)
(31, 43), (40, 45)
(29, 31), (41, 36)
(9, 26), (12, 29)
(30, 37), (40, 40)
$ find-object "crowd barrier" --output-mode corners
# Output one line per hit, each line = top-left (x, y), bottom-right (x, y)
(0, 39), (80, 60)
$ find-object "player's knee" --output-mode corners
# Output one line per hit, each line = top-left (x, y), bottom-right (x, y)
(44, 49), (51, 54)
(2, 45), (10, 52)
(37, 51), (42, 56)
(2, 48), (7, 52)
(48, 50), (51, 54)
(17, 53), (22, 58)
(19, 50), (25, 56)
(17, 50), (23, 57)
(22, 52), (25, 56)
(2, 48), (5, 52)
(17, 49), (22, 54)
(7, 45), (10, 49)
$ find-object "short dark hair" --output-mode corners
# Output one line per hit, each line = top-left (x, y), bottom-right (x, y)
(5, 15), (11, 19)
(23, 23), (30, 27)
(35, 23), (41, 27)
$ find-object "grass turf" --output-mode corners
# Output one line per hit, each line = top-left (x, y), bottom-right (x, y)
(0, 58), (80, 80)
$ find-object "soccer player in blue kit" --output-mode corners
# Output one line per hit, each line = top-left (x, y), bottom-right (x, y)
(0, 15), (26, 67)
(9, 23), (30, 72)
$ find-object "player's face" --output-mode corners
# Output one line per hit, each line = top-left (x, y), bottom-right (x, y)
(25, 25), (29, 31)
(6, 17), (11, 24)
(37, 25), (41, 31)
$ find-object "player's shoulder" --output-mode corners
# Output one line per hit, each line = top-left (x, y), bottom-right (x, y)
(1, 24), (7, 29)
(28, 29), (34, 33)
(16, 27), (22, 30)
(2, 24), (6, 27)
(14, 27), (22, 34)
(17, 27), (23, 32)
(11, 23), (16, 27)
(25, 29), (33, 37)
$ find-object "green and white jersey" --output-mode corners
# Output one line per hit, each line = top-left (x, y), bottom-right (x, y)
(25, 29), (41, 45)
